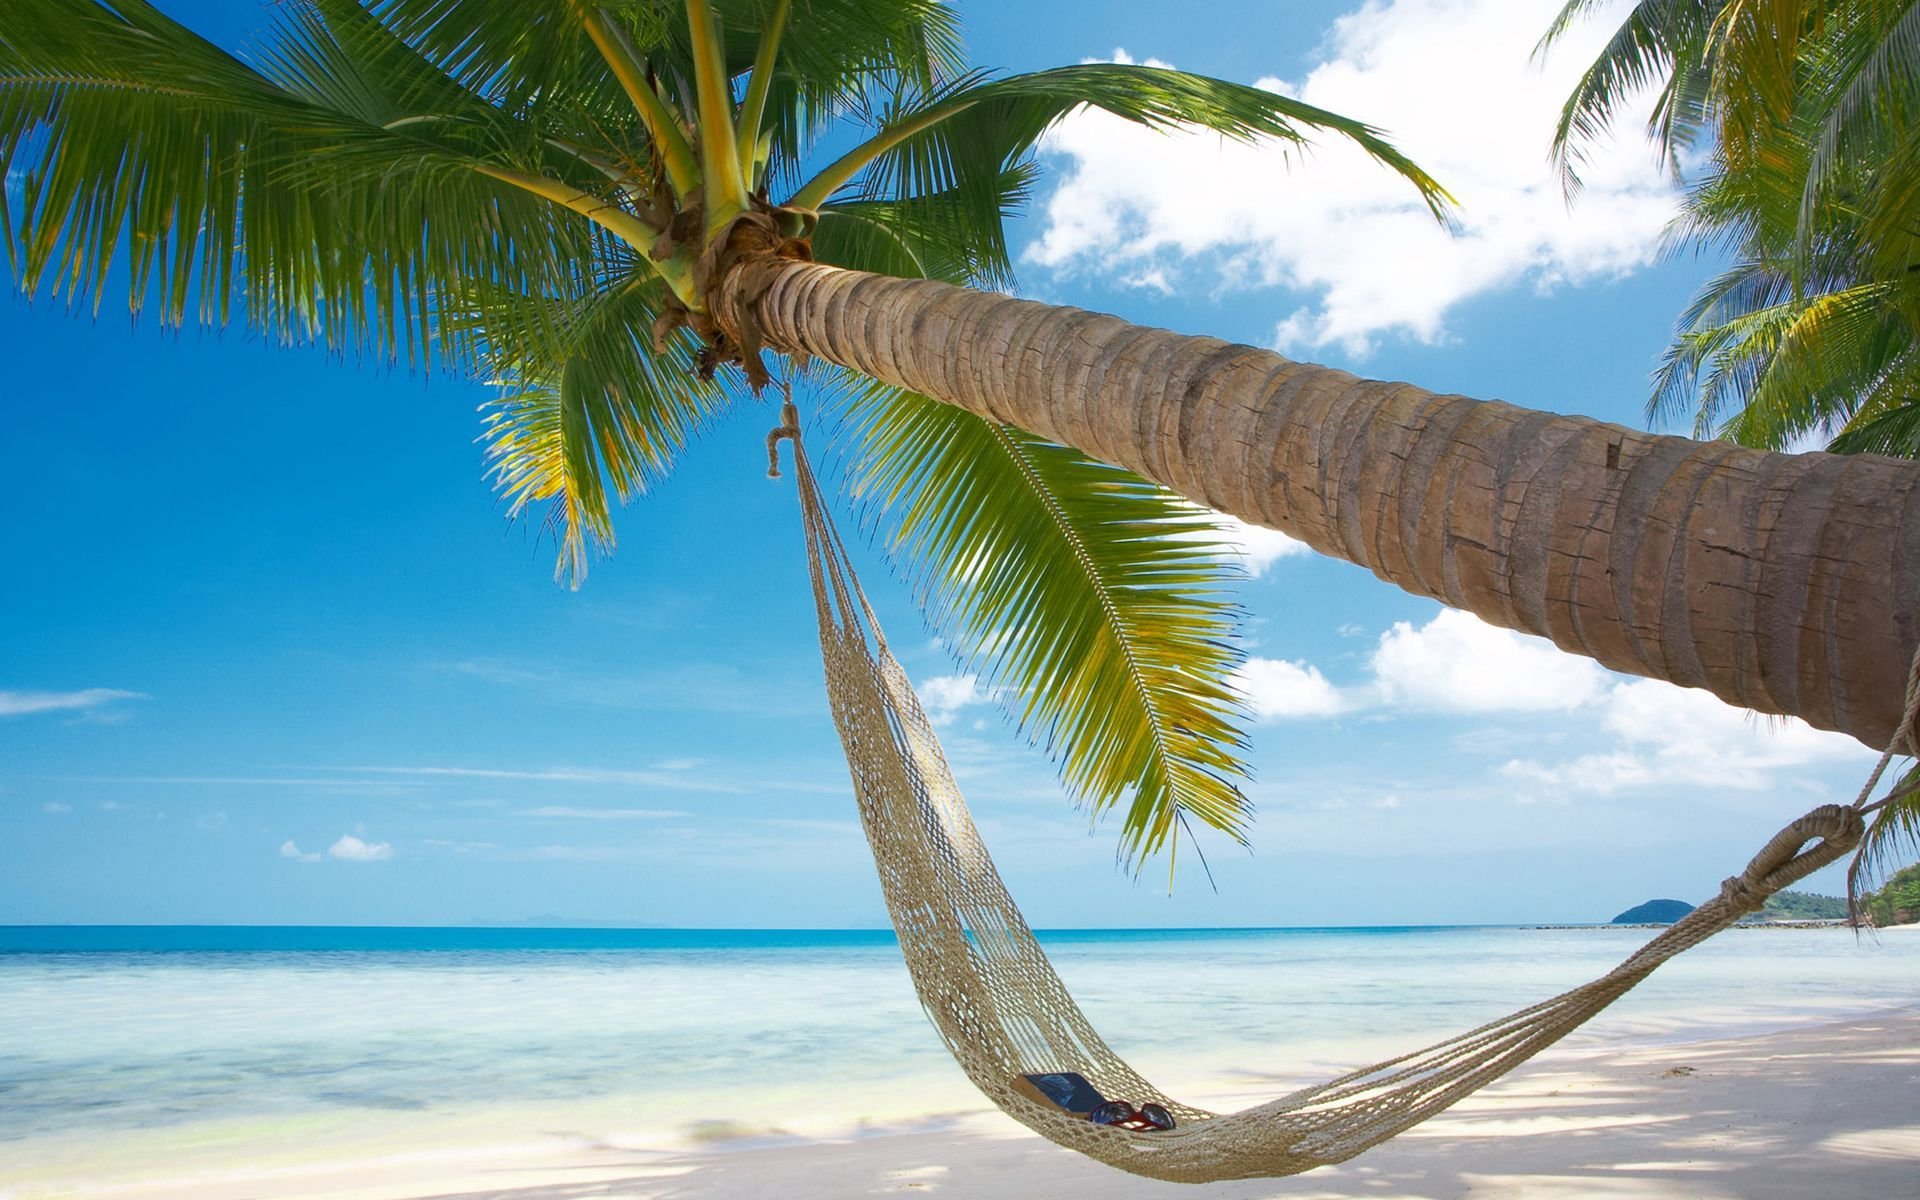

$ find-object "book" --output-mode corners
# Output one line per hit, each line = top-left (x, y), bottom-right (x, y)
(1012, 1071), (1108, 1116)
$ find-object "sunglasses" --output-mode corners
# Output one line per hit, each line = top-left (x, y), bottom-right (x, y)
(1087, 1100), (1176, 1131)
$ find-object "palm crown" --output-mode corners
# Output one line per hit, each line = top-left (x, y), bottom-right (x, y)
(1545, 0), (1920, 455)
(1, 0), (1450, 874)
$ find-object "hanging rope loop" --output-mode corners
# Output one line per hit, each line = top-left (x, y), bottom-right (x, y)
(1712, 805), (1860, 914)
(766, 380), (802, 478)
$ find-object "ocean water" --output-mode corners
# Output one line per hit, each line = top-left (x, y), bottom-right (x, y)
(2, 924), (1917, 1176)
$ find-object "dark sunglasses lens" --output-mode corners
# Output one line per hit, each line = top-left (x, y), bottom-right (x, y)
(1140, 1103), (1175, 1130)
(1089, 1101), (1135, 1125)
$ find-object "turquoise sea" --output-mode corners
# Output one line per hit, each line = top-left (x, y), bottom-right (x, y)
(3, 924), (1917, 1182)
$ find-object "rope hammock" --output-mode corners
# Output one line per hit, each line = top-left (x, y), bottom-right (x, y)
(769, 401), (1905, 1184)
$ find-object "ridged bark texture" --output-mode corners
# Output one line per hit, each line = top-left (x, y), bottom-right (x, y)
(718, 259), (1920, 750)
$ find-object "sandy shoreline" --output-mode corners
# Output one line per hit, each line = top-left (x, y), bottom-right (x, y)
(9, 1006), (1917, 1200)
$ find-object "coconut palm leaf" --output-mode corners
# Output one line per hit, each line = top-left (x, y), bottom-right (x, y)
(834, 378), (1251, 875)
(1828, 368), (1920, 455)
(1850, 763), (1920, 910)
(790, 63), (1454, 223)
(0, 0), (600, 362)
(475, 272), (722, 583)
(1721, 280), (1906, 446)
(1799, 0), (1920, 240)
(812, 164), (1036, 292)
(1541, 0), (1715, 194)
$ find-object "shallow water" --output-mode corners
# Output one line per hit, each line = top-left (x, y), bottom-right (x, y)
(2, 925), (1915, 1153)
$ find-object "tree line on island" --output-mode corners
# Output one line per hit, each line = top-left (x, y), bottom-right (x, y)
(1613, 869), (1920, 926)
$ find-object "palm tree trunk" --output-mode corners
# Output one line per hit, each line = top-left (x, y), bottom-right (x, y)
(716, 259), (1920, 750)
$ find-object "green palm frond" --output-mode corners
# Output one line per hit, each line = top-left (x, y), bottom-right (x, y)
(1860, 124), (1920, 323)
(1849, 763), (1920, 913)
(1800, 0), (1920, 239)
(1829, 362), (1920, 454)
(791, 62), (1454, 223)
(1651, 291), (1796, 435)
(1541, 0), (1715, 195)
(0, 0), (597, 362)
(1727, 280), (1908, 447)
(835, 379), (1252, 876)
(812, 164), (1035, 291)
(476, 274), (724, 583)
(722, 0), (964, 194)
(366, 0), (664, 116)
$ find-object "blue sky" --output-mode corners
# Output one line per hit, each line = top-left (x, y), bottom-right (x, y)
(0, 0), (1887, 928)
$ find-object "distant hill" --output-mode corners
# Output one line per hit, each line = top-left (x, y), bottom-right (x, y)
(1860, 863), (1920, 926)
(1759, 890), (1849, 921)
(1612, 898), (1694, 924)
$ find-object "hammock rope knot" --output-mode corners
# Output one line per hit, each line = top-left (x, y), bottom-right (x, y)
(1716, 873), (1763, 914)
(765, 395), (802, 478)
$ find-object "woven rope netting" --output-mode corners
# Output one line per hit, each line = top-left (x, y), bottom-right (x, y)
(775, 412), (1874, 1183)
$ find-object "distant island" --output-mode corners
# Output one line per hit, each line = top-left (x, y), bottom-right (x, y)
(1612, 898), (1695, 924)
(1611, 887), (1892, 926)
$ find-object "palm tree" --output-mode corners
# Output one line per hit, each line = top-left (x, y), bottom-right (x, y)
(5, 0), (1918, 873)
(1648, 111), (1919, 456)
(1545, 0), (1920, 453)
(1546, 0), (1920, 885)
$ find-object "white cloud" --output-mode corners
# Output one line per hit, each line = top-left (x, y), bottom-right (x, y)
(1027, 0), (1676, 354)
(1372, 608), (1610, 712)
(1234, 657), (1349, 718)
(0, 688), (146, 718)
(1232, 609), (1605, 721)
(328, 834), (393, 862)
(1500, 750), (1652, 796)
(279, 839), (322, 863)
(337, 764), (743, 794)
(1212, 514), (1310, 576)
(422, 838), (497, 853)
(1503, 678), (1872, 796)
(43, 802), (73, 814)
(516, 806), (689, 820)
(921, 674), (995, 725)
(516, 845), (641, 862)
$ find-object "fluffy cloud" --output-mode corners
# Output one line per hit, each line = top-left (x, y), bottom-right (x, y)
(1372, 608), (1611, 712)
(0, 688), (145, 718)
(1027, 0), (1676, 354)
(1239, 605), (1874, 801)
(1502, 677), (1871, 795)
(1234, 657), (1349, 718)
(920, 674), (995, 725)
(1213, 514), (1310, 576)
(279, 839), (322, 863)
(328, 834), (393, 862)
(1238, 608), (1606, 722)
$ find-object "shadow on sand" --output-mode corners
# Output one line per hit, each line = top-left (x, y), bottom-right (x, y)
(413, 1014), (1920, 1200)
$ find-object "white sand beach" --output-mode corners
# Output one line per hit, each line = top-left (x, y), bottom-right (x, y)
(12, 1007), (1917, 1200)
